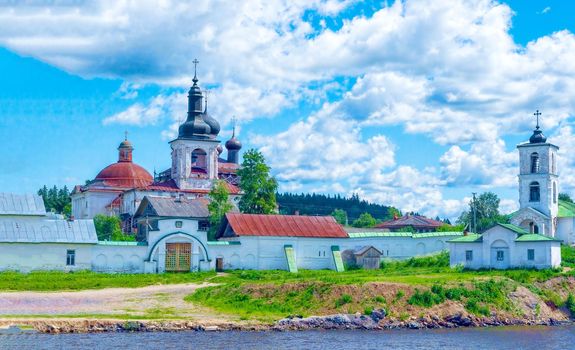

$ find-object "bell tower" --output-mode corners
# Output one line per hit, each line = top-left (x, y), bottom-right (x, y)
(515, 110), (559, 236)
(170, 59), (221, 190)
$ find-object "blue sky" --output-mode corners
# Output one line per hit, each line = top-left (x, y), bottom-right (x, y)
(1, 0), (574, 220)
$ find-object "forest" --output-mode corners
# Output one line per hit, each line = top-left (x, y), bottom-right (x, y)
(276, 192), (399, 223)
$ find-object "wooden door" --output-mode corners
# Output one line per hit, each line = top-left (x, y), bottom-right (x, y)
(216, 257), (224, 272)
(165, 243), (192, 272)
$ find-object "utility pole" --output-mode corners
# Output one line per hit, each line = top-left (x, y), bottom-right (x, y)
(472, 192), (477, 233)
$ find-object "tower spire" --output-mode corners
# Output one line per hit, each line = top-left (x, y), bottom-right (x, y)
(192, 58), (199, 85)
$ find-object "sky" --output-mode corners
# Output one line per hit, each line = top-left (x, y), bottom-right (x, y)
(1, 0), (575, 221)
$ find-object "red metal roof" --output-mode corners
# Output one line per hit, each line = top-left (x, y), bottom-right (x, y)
(95, 161), (153, 188)
(221, 213), (348, 238)
(375, 215), (444, 229)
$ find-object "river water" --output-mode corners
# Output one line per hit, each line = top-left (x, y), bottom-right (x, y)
(0, 325), (572, 349)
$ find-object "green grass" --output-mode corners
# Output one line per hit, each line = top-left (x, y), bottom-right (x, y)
(561, 245), (575, 267)
(0, 270), (216, 291)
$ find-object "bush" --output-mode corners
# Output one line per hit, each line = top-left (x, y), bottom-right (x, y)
(565, 293), (575, 316)
(466, 298), (490, 316)
(335, 294), (353, 307)
(408, 289), (444, 307)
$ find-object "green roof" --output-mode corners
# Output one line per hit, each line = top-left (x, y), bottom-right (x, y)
(97, 241), (147, 246)
(448, 234), (483, 243)
(515, 234), (561, 242)
(347, 231), (463, 239)
(558, 199), (575, 218)
(497, 223), (529, 234)
(207, 241), (241, 245)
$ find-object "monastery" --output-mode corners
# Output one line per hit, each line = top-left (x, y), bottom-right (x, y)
(0, 69), (464, 273)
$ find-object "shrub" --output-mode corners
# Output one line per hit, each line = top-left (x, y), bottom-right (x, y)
(466, 298), (490, 316)
(364, 306), (373, 315)
(565, 293), (575, 316)
(408, 289), (444, 307)
(335, 294), (353, 307)
(394, 290), (405, 301)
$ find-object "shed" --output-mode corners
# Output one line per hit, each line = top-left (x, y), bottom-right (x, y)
(354, 246), (382, 269)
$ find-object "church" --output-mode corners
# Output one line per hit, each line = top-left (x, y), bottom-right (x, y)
(449, 113), (565, 269)
(70, 66), (242, 233)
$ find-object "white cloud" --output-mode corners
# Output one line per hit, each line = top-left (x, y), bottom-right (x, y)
(3, 0), (575, 218)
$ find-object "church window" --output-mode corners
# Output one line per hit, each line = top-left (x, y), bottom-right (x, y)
(533, 225), (539, 234)
(465, 250), (473, 261)
(66, 250), (76, 266)
(553, 182), (557, 203)
(175, 221), (183, 228)
(530, 153), (540, 173)
(527, 249), (535, 261)
(496, 250), (504, 261)
(529, 182), (540, 202)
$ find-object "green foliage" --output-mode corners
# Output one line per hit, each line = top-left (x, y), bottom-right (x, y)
(335, 294), (353, 307)
(352, 212), (378, 228)
(457, 192), (510, 233)
(559, 193), (574, 204)
(397, 226), (415, 233)
(330, 208), (347, 225)
(399, 251), (450, 268)
(565, 293), (575, 317)
(408, 289), (444, 307)
(436, 223), (464, 232)
(93, 215), (134, 241)
(237, 149), (278, 214)
(38, 185), (71, 215)
(276, 192), (400, 223)
(561, 245), (575, 268)
(207, 180), (233, 241)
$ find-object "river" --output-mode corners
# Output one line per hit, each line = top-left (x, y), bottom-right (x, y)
(0, 325), (572, 349)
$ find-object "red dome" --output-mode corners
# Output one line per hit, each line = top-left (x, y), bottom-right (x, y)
(95, 162), (153, 188)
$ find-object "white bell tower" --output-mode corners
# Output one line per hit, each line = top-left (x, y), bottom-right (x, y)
(515, 110), (559, 236)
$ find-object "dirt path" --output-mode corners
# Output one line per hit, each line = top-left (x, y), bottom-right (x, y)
(0, 283), (229, 321)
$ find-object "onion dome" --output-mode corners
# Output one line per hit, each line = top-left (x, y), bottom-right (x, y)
(529, 110), (547, 144)
(177, 62), (211, 139)
(225, 128), (242, 151)
(529, 128), (547, 144)
(202, 97), (220, 138)
(94, 137), (153, 188)
(217, 144), (223, 155)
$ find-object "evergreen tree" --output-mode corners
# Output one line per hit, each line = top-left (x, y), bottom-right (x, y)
(237, 149), (278, 214)
(37, 185), (71, 215)
(208, 180), (233, 241)
(457, 192), (509, 233)
(559, 193), (574, 204)
(93, 214), (134, 241)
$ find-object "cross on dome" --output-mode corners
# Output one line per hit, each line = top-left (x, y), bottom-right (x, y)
(534, 110), (542, 129)
(192, 58), (199, 85)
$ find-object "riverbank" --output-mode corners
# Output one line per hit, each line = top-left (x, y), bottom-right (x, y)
(1, 252), (574, 333)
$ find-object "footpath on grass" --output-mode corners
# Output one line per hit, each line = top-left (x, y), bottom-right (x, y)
(1, 251), (575, 333)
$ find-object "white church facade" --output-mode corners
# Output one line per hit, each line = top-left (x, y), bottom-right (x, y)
(449, 115), (566, 269)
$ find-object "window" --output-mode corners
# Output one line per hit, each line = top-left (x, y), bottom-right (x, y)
(553, 182), (557, 204)
(529, 182), (540, 202)
(530, 152), (540, 173)
(465, 250), (473, 261)
(528, 249), (535, 261)
(66, 250), (76, 266)
(496, 250), (504, 261)
(198, 220), (210, 231)
(552, 153), (556, 174)
(175, 220), (183, 228)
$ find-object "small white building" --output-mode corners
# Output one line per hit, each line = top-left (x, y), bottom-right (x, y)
(449, 223), (561, 269)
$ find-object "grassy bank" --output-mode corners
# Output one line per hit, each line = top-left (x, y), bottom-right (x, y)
(0, 270), (216, 291)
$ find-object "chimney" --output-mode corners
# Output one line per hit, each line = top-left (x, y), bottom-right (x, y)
(393, 213), (398, 220)
(294, 210), (300, 216)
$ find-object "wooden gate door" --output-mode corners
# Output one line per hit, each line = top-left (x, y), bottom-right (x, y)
(165, 243), (192, 272)
(216, 257), (224, 272)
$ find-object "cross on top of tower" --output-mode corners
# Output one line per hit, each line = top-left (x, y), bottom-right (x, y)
(534, 110), (542, 129)
(124, 130), (128, 141)
(192, 58), (199, 84)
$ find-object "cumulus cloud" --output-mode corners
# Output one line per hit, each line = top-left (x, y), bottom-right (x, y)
(3, 0), (575, 218)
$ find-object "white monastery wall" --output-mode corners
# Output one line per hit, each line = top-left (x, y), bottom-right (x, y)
(0, 243), (93, 272)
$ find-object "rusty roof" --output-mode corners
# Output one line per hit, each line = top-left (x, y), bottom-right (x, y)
(218, 213), (348, 238)
(375, 215), (444, 229)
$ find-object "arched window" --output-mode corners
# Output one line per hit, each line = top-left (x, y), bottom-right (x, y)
(530, 152), (540, 173)
(529, 181), (540, 202)
(191, 148), (208, 177)
(553, 182), (557, 203)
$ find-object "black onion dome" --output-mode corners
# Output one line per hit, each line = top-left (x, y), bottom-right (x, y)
(216, 144), (223, 154)
(225, 134), (242, 150)
(178, 119), (211, 139)
(177, 77), (212, 139)
(529, 128), (547, 144)
(202, 112), (220, 137)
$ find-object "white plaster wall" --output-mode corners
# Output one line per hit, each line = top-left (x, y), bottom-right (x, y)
(557, 217), (574, 245)
(91, 244), (148, 273)
(71, 191), (119, 219)
(514, 242), (559, 269)
(0, 243), (93, 272)
(449, 243), (483, 269)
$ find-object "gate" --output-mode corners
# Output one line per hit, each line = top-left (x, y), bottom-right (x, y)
(165, 243), (192, 272)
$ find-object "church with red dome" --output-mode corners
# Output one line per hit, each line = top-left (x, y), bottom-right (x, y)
(71, 69), (242, 231)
